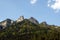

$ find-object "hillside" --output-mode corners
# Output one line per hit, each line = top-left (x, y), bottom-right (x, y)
(0, 16), (60, 40)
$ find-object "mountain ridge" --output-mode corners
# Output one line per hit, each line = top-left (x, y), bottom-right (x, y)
(0, 16), (40, 29)
(0, 16), (60, 40)
(0, 16), (59, 30)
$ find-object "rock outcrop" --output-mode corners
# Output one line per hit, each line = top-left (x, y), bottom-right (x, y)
(41, 21), (47, 26)
(40, 21), (48, 27)
(0, 16), (39, 29)
(16, 16), (24, 23)
(0, 19), (14, 29)
(29, 17), (39, 25)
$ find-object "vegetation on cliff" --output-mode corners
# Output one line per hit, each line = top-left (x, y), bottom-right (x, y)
(0, 19), (60, 40)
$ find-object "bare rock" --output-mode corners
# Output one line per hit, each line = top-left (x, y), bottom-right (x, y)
(16, 16), (24, 23)
(29, 17), (39, 25)
(0, 19), (14, 29)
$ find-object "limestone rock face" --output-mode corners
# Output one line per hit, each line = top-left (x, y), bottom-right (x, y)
(0, 19), (14, 29)
(29, 17), (39, 25)
(16, 16), (24, 23)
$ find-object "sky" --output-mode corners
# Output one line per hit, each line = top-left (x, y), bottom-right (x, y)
(0, 0), (60, 26)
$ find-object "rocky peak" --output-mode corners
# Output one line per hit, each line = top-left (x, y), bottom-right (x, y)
(41, 21), (47, 25)
(16, 16), (24, 23)
(4, 18), (14, 24)
(0, 19), (14, 29)
(29, 17), (39, 25)
(40, 21), (48, 27)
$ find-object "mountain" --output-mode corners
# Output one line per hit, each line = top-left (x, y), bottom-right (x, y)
(0, 19), (14, 29)
(0, 16), (60, 40)
(39, 21), (48, 27)
(29, 17), (39, 25)
(16, 16), (24, 23)
(0, 16), (39, 29)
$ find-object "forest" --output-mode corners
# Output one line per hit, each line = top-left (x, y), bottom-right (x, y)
(0, 19), (60, 40)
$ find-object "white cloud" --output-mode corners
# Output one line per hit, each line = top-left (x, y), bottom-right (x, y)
(30, 0), (37, 5)
(48, 0), (60, 12)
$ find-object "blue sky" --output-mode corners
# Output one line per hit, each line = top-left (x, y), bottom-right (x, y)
(0, 0), (60, 26)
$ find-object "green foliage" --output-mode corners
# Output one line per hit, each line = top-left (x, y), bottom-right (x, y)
(0, 19), (60, 40)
